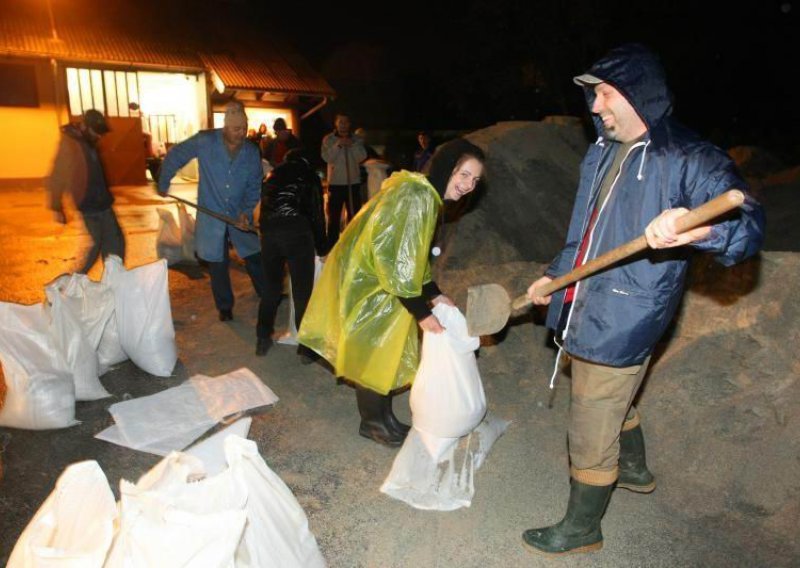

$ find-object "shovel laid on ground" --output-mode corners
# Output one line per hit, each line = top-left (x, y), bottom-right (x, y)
(168, 194), (258, 233)
(466, 189), (746, 337)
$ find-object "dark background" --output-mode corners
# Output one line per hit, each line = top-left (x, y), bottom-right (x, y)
(257, 0), (797, 161)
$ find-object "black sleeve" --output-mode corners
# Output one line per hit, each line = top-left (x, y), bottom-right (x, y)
(398, 295), (431, 321)
(397, 280), (442, 321)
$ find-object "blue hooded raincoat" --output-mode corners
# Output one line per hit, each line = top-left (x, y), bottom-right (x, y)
(545, 44), (765, 366)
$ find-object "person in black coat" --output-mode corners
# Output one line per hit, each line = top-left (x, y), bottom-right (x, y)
(256, 148), (328, 359)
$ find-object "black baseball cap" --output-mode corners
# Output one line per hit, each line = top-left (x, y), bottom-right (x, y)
(84, 109), (110, 134)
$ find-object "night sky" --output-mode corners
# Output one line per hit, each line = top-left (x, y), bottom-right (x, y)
(263, 0), (795, 159)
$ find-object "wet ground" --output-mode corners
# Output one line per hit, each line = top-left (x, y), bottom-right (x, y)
(1, 183), (798, 567)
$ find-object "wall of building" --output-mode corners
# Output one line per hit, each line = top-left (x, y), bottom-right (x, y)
(0, 58), (65, 187)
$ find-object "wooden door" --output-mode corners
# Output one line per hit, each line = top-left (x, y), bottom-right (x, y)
(96, 116), (147, 186)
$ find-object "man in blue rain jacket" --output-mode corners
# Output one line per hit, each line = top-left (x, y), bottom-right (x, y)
(523, 44), (765, 556)
(158, 101), (268, 354)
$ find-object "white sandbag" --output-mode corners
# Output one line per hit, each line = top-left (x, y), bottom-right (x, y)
(226, 436), (326, 567)
(0, 302), (77, 430)
(380, 415), (510, 511)
(7, 460), (117, 567)
(50, 273), (127, 370)
(177, 203), (197, 263)
(106, 436), (325, 568)
(277, 257), (324, 345)
(185, 417), (252, 476)
(45, 280), (109, 401)
(105, 452), (247, 568)
(102, 256), (177, 377)
(155, 207), (183, 265)
(410, 303), (486, 438)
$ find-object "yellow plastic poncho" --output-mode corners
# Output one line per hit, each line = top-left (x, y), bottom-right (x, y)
(298, 171), (442, 395)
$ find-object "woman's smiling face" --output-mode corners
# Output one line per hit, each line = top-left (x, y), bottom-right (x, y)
(444, 157), (483, 201)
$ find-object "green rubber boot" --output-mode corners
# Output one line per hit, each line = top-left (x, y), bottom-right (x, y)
(617, 424), (656, 493)
(522, 479), (613, 556)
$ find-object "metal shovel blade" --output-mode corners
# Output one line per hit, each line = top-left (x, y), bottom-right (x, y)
(466, 283), (512, 337)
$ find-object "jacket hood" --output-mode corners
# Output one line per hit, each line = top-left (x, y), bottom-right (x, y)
(579, 43), (673, 135)
(425, 138), (485, 199)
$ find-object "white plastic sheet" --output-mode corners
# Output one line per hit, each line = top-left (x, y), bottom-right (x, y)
(7, 460), (117, 567)
(380, 415), (509, 511)
(102, 256), (177, 377)
(45, 278), (109, 401)
(177, 203), (197, 263)
(0, 302), (77, 430)
(410, 303), (486, 439)
(95, 368), (278, 455)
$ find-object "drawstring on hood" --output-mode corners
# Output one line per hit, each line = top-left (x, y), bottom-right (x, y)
(636, 140), (650, 181)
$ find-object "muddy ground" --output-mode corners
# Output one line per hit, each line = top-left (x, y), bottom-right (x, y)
(1, 179), (798, 567)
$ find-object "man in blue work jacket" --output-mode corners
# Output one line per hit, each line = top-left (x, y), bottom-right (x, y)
(523, 44), (765, 556)
(158, 101), (269, 355)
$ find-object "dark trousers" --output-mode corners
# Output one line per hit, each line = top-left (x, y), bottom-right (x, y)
(326, 184), (362, 249)
(79, 208), (125, 274)
(206, 235), (266, 317)
(257, 219), (316, 339)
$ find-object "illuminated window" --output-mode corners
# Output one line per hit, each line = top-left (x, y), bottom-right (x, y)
(65, 66), (139, 117)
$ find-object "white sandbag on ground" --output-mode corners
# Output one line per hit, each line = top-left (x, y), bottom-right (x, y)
(0, 302), (77, 430)
(49, 273), (127, 370)
(410, 303), (486, 438)
(95, 367), (278, 455)
(156, 204), (197, 266)
(106, 436), (325, 568)
(45, 279), (109, 401)
(185, 417), (252, 476)
(177, 203), (197, 263)
(155, 207), (183, 265)
(102, 255), (177, 377)
(105, 452), (247, 568)
(7, 460), (117, 568)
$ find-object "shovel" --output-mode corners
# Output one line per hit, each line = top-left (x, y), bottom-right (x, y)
(168, 194), (258, 233)
(466, 189), (746, 336)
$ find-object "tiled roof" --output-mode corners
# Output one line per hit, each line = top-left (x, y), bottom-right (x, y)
(0, 1), (334, 97)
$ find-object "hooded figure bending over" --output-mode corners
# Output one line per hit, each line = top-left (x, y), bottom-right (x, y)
(298, 139), (485, 447)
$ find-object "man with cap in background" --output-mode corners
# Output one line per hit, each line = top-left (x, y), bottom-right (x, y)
(48, 109), (125, 274)
(158, 100), (269, 354)
(260, 117), (301, 169)
(522, 44), (765, 556)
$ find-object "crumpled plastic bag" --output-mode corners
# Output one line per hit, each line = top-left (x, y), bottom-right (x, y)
(156, 204), (197, 266)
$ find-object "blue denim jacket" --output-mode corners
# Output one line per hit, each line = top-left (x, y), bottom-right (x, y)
(159, 129), (262, 262)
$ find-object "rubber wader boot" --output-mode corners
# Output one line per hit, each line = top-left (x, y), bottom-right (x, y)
(355, 386), (404, 447)
(522, 479), (614, 556)
(617, 424), (656, 493)
(384, 397), (411, 436)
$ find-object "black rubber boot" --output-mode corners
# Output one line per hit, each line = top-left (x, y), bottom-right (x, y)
(617, 425), (656, 493)
(383, 397), (411, 437)
(522, 479), (613, 556)
(355, 387), (405, 447)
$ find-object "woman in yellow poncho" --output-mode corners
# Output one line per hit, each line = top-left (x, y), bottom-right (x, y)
(298, 139), (485, 447)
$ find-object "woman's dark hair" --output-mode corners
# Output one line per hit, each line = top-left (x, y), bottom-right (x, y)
(425, 138), (485, 198)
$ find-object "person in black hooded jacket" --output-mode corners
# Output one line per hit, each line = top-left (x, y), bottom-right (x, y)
(256, 148), (328, 359)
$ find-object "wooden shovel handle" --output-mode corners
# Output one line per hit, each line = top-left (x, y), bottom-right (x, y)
(511, 189), (745, 310)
